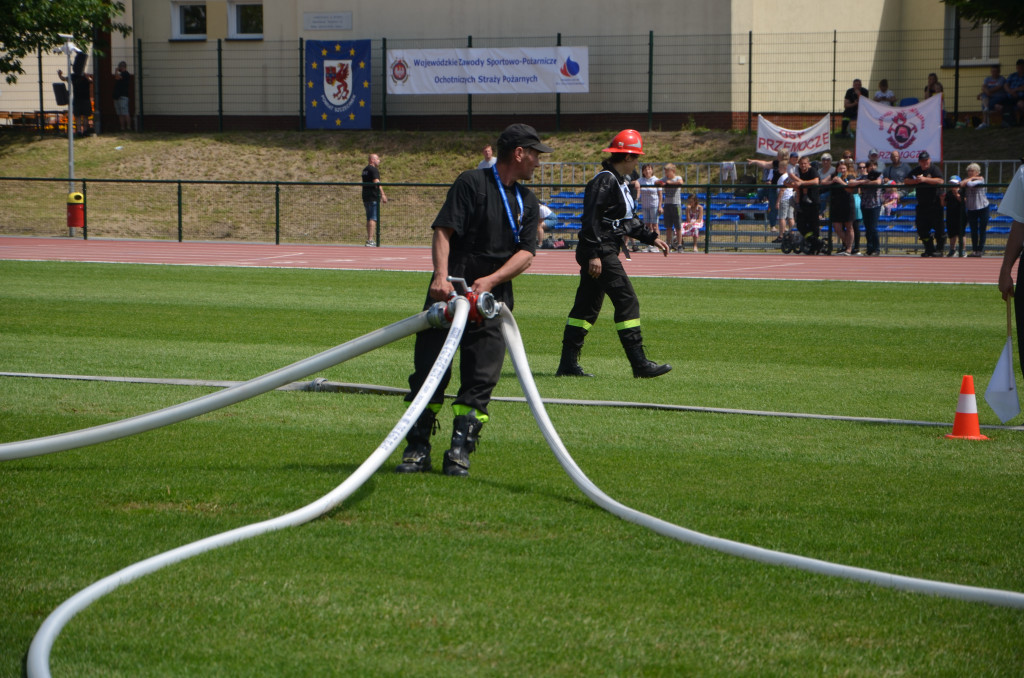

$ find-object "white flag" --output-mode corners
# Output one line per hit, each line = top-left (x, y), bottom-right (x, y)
(984, 338), (1021, 423)
(856, 95), (943, 163)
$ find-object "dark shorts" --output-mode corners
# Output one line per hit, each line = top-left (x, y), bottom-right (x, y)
(364, 201), (379, 222)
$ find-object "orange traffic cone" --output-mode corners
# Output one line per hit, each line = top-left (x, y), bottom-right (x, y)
(946, 375), (989, 440)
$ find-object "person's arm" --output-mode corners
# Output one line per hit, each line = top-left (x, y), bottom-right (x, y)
(999, 222), (1024, 301)
(374, 177), (387, 203)
(472, 249), (534, 295)
(428, 227), (455, 301)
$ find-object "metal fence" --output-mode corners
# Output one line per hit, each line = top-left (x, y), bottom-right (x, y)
(2, 174), (1016, 258)
(3, 27), (1022, 132)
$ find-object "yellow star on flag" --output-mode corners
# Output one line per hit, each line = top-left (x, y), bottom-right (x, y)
(359, 100), (365, 107)
(349, 48), (356, 56)
(349, 112), (356, 120)
(363, 80), (369, 89)
(307, 80), (313, 88)
(311, 100), (317, 107)
(321, 48), (327, 57)
(359, 61), (365, 69)
(322, 112), (328, 120)
(311, 61), (318, 70)
(336, 118), (342, 126)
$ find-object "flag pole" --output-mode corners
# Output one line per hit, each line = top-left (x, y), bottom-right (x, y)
(1007, 296), (1013, 341)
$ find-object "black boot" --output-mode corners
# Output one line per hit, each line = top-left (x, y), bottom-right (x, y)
(624, 344), (672, 379)
(442, 413), (484, 477)
(556, 325), (593, 377)
(395, 409), (437, 473)
(556, 346), (593, 377)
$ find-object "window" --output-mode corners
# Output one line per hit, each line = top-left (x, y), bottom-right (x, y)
(944, 7), (1000, 65)
(229, 2), (263, 40)
(172, 3), (207, 40)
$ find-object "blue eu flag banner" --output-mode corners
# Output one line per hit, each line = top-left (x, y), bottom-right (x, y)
(306, 40), (371, 130)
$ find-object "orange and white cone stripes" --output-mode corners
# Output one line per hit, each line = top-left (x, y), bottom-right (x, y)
(946, 375), (989, 440)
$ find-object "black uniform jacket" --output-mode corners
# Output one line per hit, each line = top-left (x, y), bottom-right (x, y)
(577, 160), (658, 259)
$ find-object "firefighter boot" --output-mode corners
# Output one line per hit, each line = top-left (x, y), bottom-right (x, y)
(556, 325), (593, 377)
(442, 413), (484, 477)
(395, 409), (437, 473)
(624, 343), (672, 379)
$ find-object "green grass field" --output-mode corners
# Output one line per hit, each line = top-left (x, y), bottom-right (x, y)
(1, 261), (1022, 677)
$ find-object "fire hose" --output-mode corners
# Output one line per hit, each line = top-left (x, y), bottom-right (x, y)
(4, 288), (1022, 678)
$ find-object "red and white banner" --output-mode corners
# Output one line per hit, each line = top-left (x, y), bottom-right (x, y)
(856, 95), (943, 163)
(755, 115), (830, 157)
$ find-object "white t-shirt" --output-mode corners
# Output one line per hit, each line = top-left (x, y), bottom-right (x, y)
(778, 173), (794, 202)
(998, 166), (1024, 223)
(477, 157), (497, 169)
(637, 175), (660, 209)
(873, 89), (895, 105)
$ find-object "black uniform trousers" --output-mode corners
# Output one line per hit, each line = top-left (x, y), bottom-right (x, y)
(564, 247), (642, 349)
(795, 204), (820, 242)
(406, 318), (503, 416)
(916, 201), (945, 251)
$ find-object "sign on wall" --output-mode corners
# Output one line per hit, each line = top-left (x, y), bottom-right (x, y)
(305, 40), (371, 130)
(386, 47), (588, 95)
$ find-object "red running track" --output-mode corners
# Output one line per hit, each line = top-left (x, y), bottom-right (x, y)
(0, 236), (1011, 284)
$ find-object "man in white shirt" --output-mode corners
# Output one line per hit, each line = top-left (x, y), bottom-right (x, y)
(476, 145), (497, 169)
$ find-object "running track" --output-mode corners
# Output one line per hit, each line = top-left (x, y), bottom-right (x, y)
(0, 236), (1012, 284)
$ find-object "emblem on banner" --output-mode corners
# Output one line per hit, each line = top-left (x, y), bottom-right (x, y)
(560, 56), (580, 78)
(325, 60), (353, 106)
(885, 111), (918, 150)
(390, 58), (409, 86)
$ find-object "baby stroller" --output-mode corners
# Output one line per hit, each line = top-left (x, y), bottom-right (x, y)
(779, 227), (832, 255)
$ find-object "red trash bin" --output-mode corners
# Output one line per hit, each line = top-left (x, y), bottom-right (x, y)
(67, 192), (84, 229)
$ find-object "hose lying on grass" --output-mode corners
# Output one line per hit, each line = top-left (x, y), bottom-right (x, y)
(5, 297), (1023, 678)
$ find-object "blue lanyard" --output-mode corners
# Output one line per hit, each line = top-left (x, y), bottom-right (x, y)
(492, 164), (524, 244)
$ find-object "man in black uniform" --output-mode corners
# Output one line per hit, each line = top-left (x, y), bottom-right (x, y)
(841, 78), (868, 138)
(396, 124), (551, 477)
(904, 151), (946, 257)
(792, 155), (822, 254)
(555, 129), (671, 379)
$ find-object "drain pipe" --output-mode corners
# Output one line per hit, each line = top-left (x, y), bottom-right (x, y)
(25, 298), (471, 678)
(0, 304), (451, 462)
(497, 304), (1024, 609)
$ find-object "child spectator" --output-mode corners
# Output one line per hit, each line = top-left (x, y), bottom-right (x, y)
(943, 176), (966, 257)
(659, 164), (684, 251)
(881, 181), (900, 217)
(681, 193), (704, 252)
(637, 163), (662, 252)
(776, 166), (796, 245)
(873, 79), (896, 106)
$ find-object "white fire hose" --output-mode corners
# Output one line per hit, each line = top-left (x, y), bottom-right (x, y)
(22, 298), (470, 678)
(8, 293), (1023, 678)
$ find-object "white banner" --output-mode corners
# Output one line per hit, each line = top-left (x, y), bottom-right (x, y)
(755, 115), (831, 157)
(386, 47), (589, 95)
(856, 95), (943, 163)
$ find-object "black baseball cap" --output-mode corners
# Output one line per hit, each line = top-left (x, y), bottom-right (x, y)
(918, 151), (930, 161)
(496, 124), (553, 154)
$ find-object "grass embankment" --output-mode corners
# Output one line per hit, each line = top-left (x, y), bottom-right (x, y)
(2, 125), (1022, 185)
(1, 262), (1022, 676)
